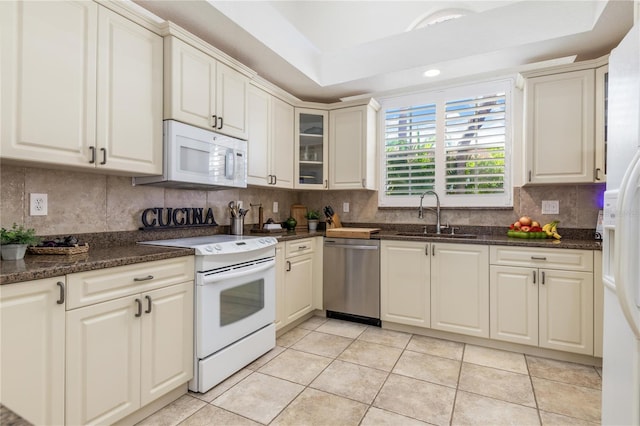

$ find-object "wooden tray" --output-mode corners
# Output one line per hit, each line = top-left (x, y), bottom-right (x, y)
(28, 243), (89, 255)
(325, 227), (380, 239)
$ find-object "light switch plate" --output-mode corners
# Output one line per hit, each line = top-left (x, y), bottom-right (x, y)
(343, 202), (349, 213)
(541, 200), (559, 215)
(273, 201), (278, 213)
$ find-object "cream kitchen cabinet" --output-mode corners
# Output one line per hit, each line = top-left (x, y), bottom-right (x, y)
(380, 240), (431, 327)
(0, 277), (65, 426)
(247, 84), (294, 188)
(164, 36), (249, 140)
(524, 69), (595, 184)
(329, 100), (379, 190)
(0, 2), (163, 175)
(595, 64), (609, 183)
(274, 242), (286, 330)
(489, 246), (594, 355)
(431, 243), (490, 338)
(283, 238), (315, 324)
(295, 109), (329, 189)
(65, 257), (194, 425)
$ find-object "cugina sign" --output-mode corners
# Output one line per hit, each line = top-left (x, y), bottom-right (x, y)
(141, 207), (217, 228)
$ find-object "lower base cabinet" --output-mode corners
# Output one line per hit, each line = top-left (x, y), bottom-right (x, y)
(489, 246), (594, 355)
(431, 243), (489, 338)
(380, 240), (430, 327)
(0, 277), (65, 425)
(276, 238), (322, 330)
(380, 241), (489, 338)
(65, 257), (194, 425)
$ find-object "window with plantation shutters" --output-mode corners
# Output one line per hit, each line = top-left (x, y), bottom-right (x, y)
(380, 80), (512, 208)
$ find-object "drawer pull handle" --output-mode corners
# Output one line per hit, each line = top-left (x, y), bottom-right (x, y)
(425, 244), (429, 256)
(56, 281), (65, 304)
(145, 295), (152, 314)
(541, 271), (546, 285)
(134, 275), (154, 282)
(100, 148), (107, 165)
(89, 146), (96, 164)
(135, 299), (142, 317)
(432, 245), (435, 257)
(531, 256), (547, 261)
(298, 246), (308, 250)
(286, 260), (291, 272)
(532, 271), (536, 284)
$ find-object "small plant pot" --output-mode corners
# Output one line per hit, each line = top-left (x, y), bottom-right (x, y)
(1, 244), (28, 260)
(308, 220), (319, 232)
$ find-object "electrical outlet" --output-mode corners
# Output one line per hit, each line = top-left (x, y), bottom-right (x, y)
(273, 201), (278, 213)
(30, 193), (48, 216)
(343, 202), (349, 213)
(541, 200), (559, 215)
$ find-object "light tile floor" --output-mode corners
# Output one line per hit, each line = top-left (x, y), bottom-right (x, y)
(137, 316), (601, 426)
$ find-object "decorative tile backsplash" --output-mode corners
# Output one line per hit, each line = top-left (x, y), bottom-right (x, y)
(0, 165), (604, 235)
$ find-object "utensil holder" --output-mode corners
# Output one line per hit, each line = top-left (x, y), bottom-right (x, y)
(231, 217), (244, 235)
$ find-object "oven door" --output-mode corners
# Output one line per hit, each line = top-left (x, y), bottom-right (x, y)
(195, 257), (275, 358)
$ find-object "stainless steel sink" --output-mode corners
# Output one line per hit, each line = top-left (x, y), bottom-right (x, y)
(395, 232), (477, 239)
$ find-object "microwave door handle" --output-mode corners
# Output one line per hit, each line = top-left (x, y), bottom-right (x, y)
(225, 149), (234, 179)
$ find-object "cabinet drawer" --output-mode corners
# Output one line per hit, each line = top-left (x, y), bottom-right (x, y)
(67, 256), (194, 309)
(285, 238), (314, 258)
(490, 246), (592, 272)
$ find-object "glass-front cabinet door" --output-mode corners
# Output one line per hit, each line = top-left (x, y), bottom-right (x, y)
(295, 108), (328, 189)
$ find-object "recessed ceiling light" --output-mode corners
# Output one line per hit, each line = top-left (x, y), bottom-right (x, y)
(423, 69), (441, 77)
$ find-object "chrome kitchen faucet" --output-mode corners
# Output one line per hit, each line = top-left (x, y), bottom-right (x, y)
(418, 190), (443, 234)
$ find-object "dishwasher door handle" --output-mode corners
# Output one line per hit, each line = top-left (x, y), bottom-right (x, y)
(325, 244), (379, 250)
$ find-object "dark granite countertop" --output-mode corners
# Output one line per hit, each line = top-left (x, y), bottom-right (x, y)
(0, 225), (600, 285)
(0, 244), (193, 285)
(0, 404), (31, 426)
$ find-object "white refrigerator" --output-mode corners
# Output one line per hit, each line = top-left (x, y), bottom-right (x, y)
(602, 22), (640, 426)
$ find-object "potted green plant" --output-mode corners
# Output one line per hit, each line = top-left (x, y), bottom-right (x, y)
(306, 210), (320, 232)
(1, 223), (40, 260)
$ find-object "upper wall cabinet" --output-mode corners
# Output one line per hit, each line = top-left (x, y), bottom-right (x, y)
(594, 65), (608, 183)
(295, 109), (329, 189)
(524, 69), (595, 184)
(329, 100), (379, 190)
(164, 36), (249, 140)
(247, 84), (294, 188)
(0, 1), (163, 175)
(522, 56), (608, 185)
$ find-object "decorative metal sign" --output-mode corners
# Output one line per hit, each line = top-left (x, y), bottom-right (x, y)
(141, 207), (217, 229)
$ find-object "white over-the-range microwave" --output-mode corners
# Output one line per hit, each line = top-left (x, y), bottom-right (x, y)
(133, 120), (247, 190)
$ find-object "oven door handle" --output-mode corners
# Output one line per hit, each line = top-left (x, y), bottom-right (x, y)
(199, 259), (275, 285)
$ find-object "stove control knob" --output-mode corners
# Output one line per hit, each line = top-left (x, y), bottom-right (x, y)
(204, 246), (214, 253)
(258, 238), (265, 244)
(214, 244), (222, 251)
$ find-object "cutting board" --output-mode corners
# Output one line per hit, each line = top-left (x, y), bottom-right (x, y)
(325, 227), (381, 239)
(290, 204), (308, 231)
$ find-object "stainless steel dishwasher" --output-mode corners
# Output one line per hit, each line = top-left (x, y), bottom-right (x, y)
(323, 238), (380, 326)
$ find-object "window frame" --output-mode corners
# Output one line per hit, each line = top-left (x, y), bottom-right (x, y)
(378, 79), (514, 208)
